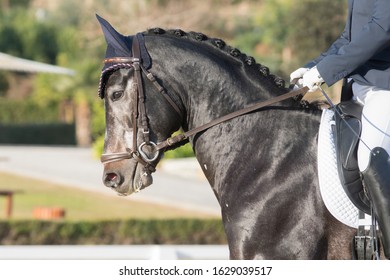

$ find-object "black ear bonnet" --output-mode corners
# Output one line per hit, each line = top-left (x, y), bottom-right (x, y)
(96, 15), (151, 98)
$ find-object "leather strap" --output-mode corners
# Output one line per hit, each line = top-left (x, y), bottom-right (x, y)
(156, 86), (309, 151)
(141, 66), (184, 119)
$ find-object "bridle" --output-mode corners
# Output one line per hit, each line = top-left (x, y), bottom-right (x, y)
(100, 34), (183, 174)
(100, 33), (309, 180)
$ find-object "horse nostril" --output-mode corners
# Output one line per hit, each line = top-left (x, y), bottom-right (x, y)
(104, 172), (122, 188)
(107, 173), (117, 181)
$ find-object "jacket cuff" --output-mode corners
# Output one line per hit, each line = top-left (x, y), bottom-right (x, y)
(316, 62), (348, 87)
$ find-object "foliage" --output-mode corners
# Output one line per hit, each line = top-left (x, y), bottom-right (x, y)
(161, 129), (196, 159)
(91, 96), (106, 140)
(253, 0), (347, 75)
(0, 219), (227, 245)
(5, 0), (31, 8)
(92, 134), (105, 158)
(255, 0), (293, 50)
(0, 73), (9, 97)
(0, 9), (58, 63)
(0, 97), (59, 123)
(164, 143), (195, 159)
(287, 0), (347, 68)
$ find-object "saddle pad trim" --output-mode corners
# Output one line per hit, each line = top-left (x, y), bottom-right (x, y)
(317, 109), (370, 228)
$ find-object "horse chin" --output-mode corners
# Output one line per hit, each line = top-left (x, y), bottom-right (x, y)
(133, 164), (153, 192)
(114, 163), (153, 196)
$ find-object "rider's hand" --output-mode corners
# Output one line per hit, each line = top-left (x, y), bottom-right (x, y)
(290, 67), (309, 86)
(301, 66), (324, 92)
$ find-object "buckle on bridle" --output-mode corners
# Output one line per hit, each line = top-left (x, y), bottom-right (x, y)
(138, 141), (159, 163)
(142, 128), (150, 134)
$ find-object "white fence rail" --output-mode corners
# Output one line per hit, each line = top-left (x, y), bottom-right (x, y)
(0, 245), (229, 260)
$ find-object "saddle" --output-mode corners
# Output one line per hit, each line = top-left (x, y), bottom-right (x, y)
(332, 81), (371, 214)
(318, 81), (379, 259)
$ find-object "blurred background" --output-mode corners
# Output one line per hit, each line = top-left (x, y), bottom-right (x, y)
(0, 0), (346, 258)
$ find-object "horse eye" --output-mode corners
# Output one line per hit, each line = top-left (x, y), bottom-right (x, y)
(111, 91), (124, 101)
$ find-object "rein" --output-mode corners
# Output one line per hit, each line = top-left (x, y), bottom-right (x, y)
(100, 33), (308, 173)
(156, 86), (309, 151)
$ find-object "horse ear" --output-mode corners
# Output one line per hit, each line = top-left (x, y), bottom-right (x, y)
(96, 14), (132, 57)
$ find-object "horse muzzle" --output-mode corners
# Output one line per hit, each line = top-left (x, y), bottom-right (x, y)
(102, 161), (153, 195)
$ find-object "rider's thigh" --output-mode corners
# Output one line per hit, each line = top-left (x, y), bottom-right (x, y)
(354, 84), (390, 171)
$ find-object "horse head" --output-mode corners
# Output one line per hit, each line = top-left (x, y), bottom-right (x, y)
(97, 15), (182, 195)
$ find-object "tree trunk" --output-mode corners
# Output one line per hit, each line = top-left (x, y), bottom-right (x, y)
(75, 99), (91, 147)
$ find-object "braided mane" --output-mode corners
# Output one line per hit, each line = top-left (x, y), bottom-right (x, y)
(144, 28), (286, 89)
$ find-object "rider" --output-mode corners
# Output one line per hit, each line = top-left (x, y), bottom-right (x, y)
(290, 0), (390, 259)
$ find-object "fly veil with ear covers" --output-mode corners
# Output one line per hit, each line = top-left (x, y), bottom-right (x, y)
(96, 14), (152, 98)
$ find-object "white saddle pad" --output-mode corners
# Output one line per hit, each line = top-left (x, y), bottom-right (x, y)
(317, 109), (370, 228)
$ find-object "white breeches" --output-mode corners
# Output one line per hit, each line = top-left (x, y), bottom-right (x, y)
(352, 82), (390, 171)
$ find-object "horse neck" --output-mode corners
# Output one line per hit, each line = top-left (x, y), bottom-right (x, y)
(146, 35), (288, 131)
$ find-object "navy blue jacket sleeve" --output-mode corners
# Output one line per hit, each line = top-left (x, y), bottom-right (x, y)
(316, 0), (390, 86)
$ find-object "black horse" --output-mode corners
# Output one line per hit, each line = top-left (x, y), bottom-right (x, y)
(97, 16), (356, 259)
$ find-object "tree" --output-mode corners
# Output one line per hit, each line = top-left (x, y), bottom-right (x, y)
(0, 73), (9, 97)
(288, 0), (347, 69)
(253, 0), (347, 76)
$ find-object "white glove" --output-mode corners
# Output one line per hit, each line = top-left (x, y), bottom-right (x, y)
(301, 66), (324, 92)
(290, 67), (309, 85)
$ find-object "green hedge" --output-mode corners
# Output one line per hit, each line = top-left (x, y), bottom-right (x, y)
(0, 123), (76, 145)
(0, 219), (227, 245)
(0, 98), (60, 124)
